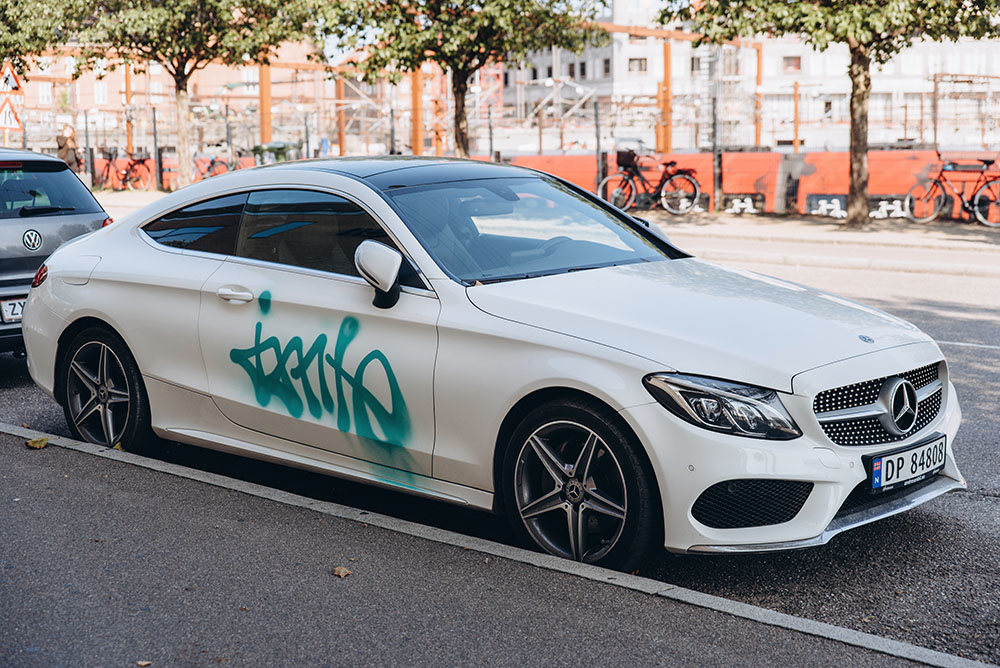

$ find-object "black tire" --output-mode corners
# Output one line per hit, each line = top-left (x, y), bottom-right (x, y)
(501, 397), (661, 572)
(597, 173), (637, 210)
(660, 173), (700, 214)
(904, 179), (946, 223)
(208, 159), (229, 177)
(125, 163), (151, 191)
(60, 327), (154, 453)
(972, 178), (1000, 227)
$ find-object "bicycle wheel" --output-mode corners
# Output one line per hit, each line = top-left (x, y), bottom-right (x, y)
(125, 163), (151, 191)
(208, 159), (229, 177)
(597, 173), (637, 210)
(660, 174), (700, 215)
(904, 179), (946, 223)
(972, 178), (1000, 227)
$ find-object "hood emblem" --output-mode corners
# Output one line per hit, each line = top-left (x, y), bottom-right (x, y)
(23, 229), (42, 251)
(878, 377), (919, 436)
(858, 335), (875, 344)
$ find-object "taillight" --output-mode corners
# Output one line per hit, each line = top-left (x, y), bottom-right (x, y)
(31, 264), (48, 288)
(102, 217), (114, 227)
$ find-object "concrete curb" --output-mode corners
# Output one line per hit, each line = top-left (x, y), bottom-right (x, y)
(690, 249), (1000, 277)
(2, 421), (992, 668)
(667, 228), (1000, 254)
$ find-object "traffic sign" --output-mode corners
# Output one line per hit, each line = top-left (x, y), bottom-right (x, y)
(0, 61), (24, 96)
(0, 98), (23, 131)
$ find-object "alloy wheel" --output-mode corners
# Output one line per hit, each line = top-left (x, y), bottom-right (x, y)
(66, 341), (131, 447)
(514, 420), (628, 562)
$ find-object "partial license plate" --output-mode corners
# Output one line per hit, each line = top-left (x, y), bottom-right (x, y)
(867, 436), (946, 494)
(1, 297), (26, 323)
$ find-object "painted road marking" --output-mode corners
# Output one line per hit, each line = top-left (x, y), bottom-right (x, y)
(0, 421), (988, 668)
(939, 341), (1000, 351)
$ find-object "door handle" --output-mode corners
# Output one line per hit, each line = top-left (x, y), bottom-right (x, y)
(217, 286), (254, 303)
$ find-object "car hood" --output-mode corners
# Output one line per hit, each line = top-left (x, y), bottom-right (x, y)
(465, 259), (931, 393)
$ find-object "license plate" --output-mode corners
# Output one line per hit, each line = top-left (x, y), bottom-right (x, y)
(868, 436), (946, 493)
(0, 297), (26, 323)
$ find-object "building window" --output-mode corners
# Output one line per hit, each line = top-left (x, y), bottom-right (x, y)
(149, 61), (163, 75)
(723, 51), (740, 76)
(242, 67), (259, 93)
(38, 81), (53, 105)
(531, 67), (538, 80)
(150, 81), (164, 105)
(503, 71), (509, 87)
(579, 62), (586, 79)
(546, 65), (553, 78)
(603, 58), (611, 76)
(782, 56), (802, 73)
(94, 80), (107, 105)
(568, 63), (575, 79)
(690, 56), (701, 74)
(628, 58), (647, 74)
(63, 57), (76, 75)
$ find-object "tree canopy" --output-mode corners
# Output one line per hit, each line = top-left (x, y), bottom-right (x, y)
(660, 0), (1000, 226)
(0, 0), (79, 72)
(319, 0), (609, 156)
(75, 0), (313, 186)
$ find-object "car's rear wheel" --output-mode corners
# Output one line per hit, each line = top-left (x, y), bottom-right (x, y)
(502, 398), (660, 571)
(61, 327), (152, 451)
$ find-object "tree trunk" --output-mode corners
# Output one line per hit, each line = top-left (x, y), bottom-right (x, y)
(174, 78), (192, 189)
(451, 72), (470, 158)
(846, 43), (871, 228)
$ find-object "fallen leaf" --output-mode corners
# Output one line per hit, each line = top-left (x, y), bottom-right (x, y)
(240, 606), (248, 611)
(332, 566), (352, 579)
(137, 662), (153, 667)
(25, 437), (48, 449)
(112, 442), (123, 451)
(348, 557), (357, 562)
(20, 422), (29, 428)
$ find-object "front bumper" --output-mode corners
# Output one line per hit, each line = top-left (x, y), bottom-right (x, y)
(620, 347), (965, 554)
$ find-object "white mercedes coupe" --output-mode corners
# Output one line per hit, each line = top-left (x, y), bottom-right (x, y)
(22, 158), (965, 570)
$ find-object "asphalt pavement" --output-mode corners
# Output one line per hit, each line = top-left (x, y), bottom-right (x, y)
(1, 431), (927, 668)
(2, 192), (998, 665)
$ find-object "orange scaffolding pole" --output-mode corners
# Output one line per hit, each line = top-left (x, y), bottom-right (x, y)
(411, 70), (423, 155)
(259, 64), (272, 144)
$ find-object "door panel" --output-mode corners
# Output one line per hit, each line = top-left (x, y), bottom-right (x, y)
(197, 189), (439, 476)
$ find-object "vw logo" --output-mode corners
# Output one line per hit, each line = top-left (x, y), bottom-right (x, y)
(22, 229), (42, 251)
(858, 335), (875, 344)
(878, 377), (919, 436)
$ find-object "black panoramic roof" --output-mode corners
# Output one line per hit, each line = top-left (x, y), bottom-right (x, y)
(0, 148), (65, 163)
(269, 156), (540, 191)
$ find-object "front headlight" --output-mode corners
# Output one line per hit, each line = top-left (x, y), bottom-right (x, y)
(643, 373), (801, 440)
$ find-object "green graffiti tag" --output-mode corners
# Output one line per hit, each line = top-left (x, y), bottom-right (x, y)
(229, 315), (411, 449)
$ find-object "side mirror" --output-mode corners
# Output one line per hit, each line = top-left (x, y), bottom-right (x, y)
(633, 216), (671, 244)
(355, 240), (402, 309)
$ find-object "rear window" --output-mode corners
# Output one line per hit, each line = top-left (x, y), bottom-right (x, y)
(0, 160), (103, 219)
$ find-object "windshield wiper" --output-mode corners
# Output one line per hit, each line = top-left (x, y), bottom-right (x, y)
(19, 206), (76, 217)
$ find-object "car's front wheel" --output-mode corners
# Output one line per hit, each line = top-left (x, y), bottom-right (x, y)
(60, 327), (152, 451)
(502, 398), (660, 571)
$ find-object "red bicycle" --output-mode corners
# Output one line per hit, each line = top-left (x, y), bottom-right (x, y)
(597, 149), (701, 214)
(904, 152), (1000, 227)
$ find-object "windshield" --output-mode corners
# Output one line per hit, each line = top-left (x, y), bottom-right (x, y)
(385, 176), (676, 283)
(0, 161), (103, 219)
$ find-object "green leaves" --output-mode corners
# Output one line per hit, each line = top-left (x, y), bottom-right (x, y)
(318, 0), (608, 84)
(659, 0), (1000, 63)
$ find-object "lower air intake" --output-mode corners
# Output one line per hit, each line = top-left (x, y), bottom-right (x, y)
(692, 479), (814, 529)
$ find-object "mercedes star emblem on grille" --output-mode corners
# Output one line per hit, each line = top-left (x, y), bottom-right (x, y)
(23, 229), (42, 251)
(878, 377), (919, 436)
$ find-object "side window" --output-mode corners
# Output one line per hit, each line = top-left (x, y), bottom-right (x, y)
(236, 189), (423, 287)
(142, 193), (247, 254)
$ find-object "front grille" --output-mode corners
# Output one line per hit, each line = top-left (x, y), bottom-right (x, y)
(814, 362), (943, 446)
(691, 479), (813, 529)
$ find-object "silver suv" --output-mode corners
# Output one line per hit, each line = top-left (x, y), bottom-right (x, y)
(1, 149), (109, 354)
